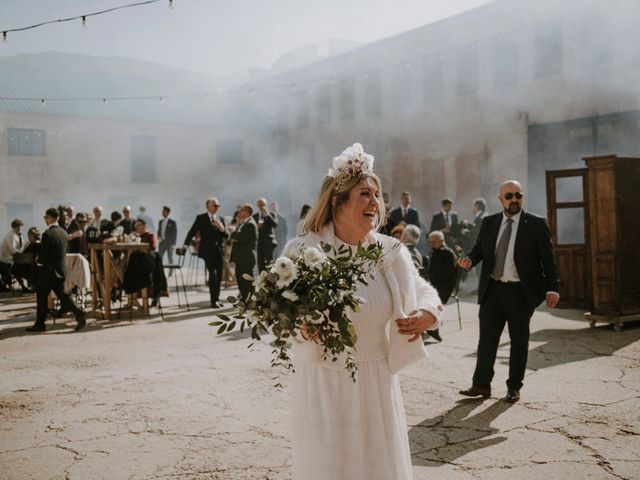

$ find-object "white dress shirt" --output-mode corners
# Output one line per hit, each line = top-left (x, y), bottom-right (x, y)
(495, 211), (521, 282)
(0, 230), (24, 264)
(160, 218), (168, 241)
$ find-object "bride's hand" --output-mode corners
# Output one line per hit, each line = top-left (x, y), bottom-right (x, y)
(300, 321), (318, 342)
(396, 310), (437, 343)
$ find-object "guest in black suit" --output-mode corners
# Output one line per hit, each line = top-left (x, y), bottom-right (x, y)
(26, 208), (86, 332)
(458, 180), (559, 403)
(121, 206), (136, 235)
(253, 198), (278, 272)
(230, 204), (257, 302)
(158, 206), (177, 267)
(429, 197), (459, 247)
(386, 191), (420, 232)
(67, 212), (89, 257)
(183, 197), (228, 308)
(271, 202), (288, 258)
(426, 230), (457, 342)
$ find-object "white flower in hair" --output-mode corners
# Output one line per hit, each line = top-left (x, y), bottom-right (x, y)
(327, 142), (375, 188)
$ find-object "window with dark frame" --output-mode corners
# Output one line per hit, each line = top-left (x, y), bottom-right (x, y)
(217, 139), (243, 164)
(534, 21), (563, 78)
(130, 135), (157, 183)
(316, 83), (332, 125)
(7, 128), (46, 156)
(456, 43), (479, 95)
(339, 77), (355, 120)
(423, 53), (444, 105)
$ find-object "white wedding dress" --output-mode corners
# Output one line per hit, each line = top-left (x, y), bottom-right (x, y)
(291, 266), (414, 480)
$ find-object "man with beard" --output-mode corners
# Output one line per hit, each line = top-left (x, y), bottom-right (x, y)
(458, 180), (559, 403)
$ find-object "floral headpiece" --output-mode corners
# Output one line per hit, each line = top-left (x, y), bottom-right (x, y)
(327, 143), (375, 189)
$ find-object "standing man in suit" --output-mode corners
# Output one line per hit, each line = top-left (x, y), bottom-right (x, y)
(271, 202), (288, 258)
(386, 191), (420, 232)
(253, 198), (278, 272)
(158, 206), (177, 268)
(183, 198), (228, 308)
(230, 204), (257, 302)
(426, 230), (458, 342)
(458, 180), (559, 403)
(26, 208), (86, 332)
(429, 198), (459, 248)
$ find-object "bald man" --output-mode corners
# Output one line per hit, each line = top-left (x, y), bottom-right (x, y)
(458, 180), (559, 403)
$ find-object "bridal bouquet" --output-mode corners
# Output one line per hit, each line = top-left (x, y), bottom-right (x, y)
(210, 242), (383, 381)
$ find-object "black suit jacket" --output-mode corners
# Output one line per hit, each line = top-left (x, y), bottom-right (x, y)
(468, 210), (559, 310)
(158, 218), (177, 245)
(183, 213), (228, 261)
(230, 218), (257, 266)
(121, 218), (136, 235)
(253, 212), (278, 249)
(429, 211), (459, 233)
(428, 246), (458, 304)
(38, 225), (68, 279)
(388, 207), (420, 229)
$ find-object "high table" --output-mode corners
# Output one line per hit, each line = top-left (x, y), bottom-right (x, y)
(89, 243), (149, 320)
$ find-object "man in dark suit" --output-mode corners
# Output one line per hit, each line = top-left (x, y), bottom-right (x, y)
(429, 197), (459, 247)
(253, 198), (278, 272)
(386, 191), (420, 232)
(26, 208), (86, 332)
(458, 180), (559, 403)
(426, 230), (457, 342)
(157, 206), (177, 268)
(67, 212), (89, 257)
(183, 197), (228, 308)
(230, 204), (257, 302)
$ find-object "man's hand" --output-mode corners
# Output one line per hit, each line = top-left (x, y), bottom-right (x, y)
(546, 293), (560, 308)
(212, 219), (224, 232)
(457, 257), (472, 270)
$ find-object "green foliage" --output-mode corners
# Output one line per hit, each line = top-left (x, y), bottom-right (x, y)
(212, 241), (383, 382)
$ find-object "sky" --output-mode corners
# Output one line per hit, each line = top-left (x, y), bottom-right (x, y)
(0, 0), (495, 78)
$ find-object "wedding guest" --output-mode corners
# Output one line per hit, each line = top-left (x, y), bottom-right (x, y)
(134, 218), (158, 251)
(102, 211), (123, 242)
(12, 227), (41, 291)
(121, 206), (136, 235)
(429, 197), (459, 247)
(138, 206), (155, 232)
(458, 180), (559, 403)
(387, 191), (420, 232)
(425, 230), (457, 342)
(183, 197), (228, 308)
(230, 204), (257, 302)
(295, 204), (311, 236)
(26, 208), (86, 332)
(271, 202), (288, 257)
(67, 212), (89, 256)
(286, 143), (441, 480)
(400, 224), (427, 280)
(157, 206), (177, 267)
(253, 198), (278, 272)
(0, 219), (26, 291)
(91, 206), (107, 231)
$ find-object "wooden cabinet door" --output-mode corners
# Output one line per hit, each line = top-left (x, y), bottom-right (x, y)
(545, 168), (592, 308)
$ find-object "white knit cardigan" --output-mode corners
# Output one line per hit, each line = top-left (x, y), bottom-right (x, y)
(283, 224), (442, 374)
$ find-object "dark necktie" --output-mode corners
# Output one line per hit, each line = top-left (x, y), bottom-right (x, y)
(445, 213), (450, 227)
(18, 234), (22, 249)
(492, 218), (514, 279)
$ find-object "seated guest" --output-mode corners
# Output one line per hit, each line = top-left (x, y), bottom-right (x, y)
(0, 219), (25, 292)
(425, 230), (458, 342)
(135, 218), (157, 251)
(121, 206), (136, 235)
(400, 224), (428, 281)
(91, 206), (108, 231)
(12, 227), (41, 292)
(68, 212), (89, 256)
(102, 211), (124, 242)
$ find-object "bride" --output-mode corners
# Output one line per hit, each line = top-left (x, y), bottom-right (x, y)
(284, 143), (442, 480)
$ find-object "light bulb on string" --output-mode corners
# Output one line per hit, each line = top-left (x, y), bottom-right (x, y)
(82, 16), (87, 28)
(169, 0), (174, 10)
(2, 32), (7, 44)
(102, 98), (107, 104)
(41, 99), (46, 106)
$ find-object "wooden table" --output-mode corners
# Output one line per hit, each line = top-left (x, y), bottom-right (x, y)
(89, 243), (149, 320)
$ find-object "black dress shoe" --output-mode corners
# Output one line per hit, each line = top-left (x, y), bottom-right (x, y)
(459, 386), (491, 398)
(74, 312), (86, 331)
(211, 301), (224, 309)
(505, 389), (520, 403)
(428, 329), (442, 342)
(26, 325), (46, 332)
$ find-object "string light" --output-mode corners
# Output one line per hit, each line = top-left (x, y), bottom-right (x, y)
(0, 0), (169, 40)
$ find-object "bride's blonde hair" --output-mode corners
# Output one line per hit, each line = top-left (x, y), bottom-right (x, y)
(303, 172), (386, 234)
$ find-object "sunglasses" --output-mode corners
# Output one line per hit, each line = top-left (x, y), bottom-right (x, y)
(504, 192), (524, 200)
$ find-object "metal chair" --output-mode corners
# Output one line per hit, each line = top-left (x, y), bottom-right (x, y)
(164, 248), (190, 310)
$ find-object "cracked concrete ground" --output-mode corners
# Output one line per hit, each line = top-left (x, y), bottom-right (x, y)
(1, 279), (639, 480)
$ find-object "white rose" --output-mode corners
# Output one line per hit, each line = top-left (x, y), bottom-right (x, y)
(362, 154), (374, 171)
(282, 290), (299, 301)
(341, 147), (356, 161)
(332, 154), (348, 171)
(272, 256), (298, 288)
(303, 247), (327, 268)
(351, 143), (364, 155)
